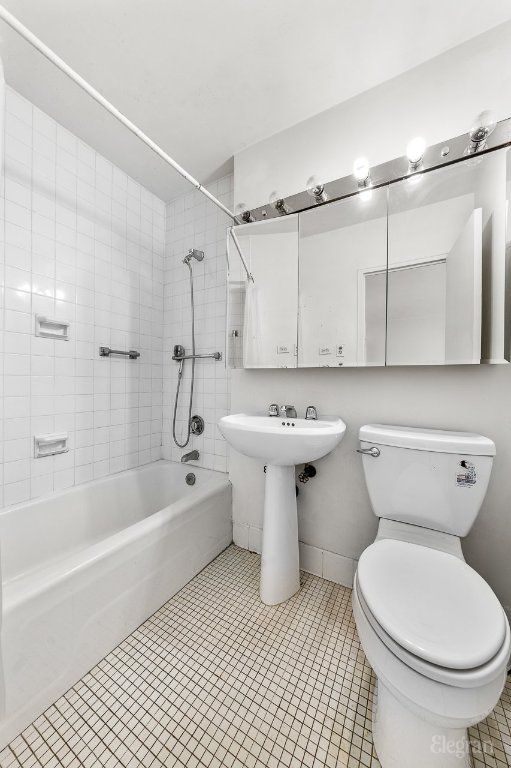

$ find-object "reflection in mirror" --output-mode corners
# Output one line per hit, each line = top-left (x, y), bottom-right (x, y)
(298, 187), (388, 366)
(387, 149), (508, 365)
(505, 149), (511, 361)
(226, 215), (298, 368)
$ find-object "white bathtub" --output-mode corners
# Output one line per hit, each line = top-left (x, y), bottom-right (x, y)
(0, 460), (232, 748)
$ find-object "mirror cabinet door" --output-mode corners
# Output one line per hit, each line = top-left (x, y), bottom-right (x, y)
(298, 187), (388, 367)
(387, 149), (508, 365)
(227, 148), (508, 370)
(226, 215), (299, 368)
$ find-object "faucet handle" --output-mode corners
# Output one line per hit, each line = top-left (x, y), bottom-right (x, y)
(305, 405), (318, 420)
(268, 403), (279, 417)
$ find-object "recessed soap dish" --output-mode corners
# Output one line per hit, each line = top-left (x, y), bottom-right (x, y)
(34, 433), (69, 458)
(35, 315), (70, 340)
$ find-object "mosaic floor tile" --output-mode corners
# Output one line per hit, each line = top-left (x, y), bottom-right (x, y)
(0, 546), (509, 768)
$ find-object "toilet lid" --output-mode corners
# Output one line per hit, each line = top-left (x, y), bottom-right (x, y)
(357, 539), (507, 670)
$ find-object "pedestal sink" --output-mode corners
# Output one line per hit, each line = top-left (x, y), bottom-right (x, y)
(218, 413), (346, 605)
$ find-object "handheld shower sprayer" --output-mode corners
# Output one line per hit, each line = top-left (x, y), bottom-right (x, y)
(171, 247), (221, 448)
(173, 344), (185, 377)
(183, 248), (204, 265)
(172, 250), (203, 448)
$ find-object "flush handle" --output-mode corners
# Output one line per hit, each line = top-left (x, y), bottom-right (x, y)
(356, 447), (380, 458)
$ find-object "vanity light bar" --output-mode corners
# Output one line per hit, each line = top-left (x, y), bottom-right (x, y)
(241, 116), (511, 223)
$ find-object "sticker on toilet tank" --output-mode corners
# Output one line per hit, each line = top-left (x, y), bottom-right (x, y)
(456, 460), (476, 487)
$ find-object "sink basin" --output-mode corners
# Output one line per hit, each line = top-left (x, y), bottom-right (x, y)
(219, 412), (346, 605)
(218, 414), (346, 466)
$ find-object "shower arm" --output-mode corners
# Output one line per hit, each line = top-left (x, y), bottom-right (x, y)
(0, 4), (236, 223)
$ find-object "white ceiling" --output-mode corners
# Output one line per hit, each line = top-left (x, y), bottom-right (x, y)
(1, 0), (510, 202)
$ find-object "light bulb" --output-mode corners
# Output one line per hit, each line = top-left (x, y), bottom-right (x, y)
(306, 175), (327, 202)
(353, 157), (370, 183)
(469, 110), (496, 144)
(406, 137), (426, 166)
(269, 190), (281, 207)
(359, 188), (373, 202)
(466, 110), (496, 154)
(235, 202), (253, 223)
(268, 190), (289, 214)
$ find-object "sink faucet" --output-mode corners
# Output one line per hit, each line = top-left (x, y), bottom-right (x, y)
(280, 405), (297, 419)
(181, 450), (199, 463)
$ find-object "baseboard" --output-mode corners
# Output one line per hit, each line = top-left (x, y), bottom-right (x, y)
(233, 522), (356, 589)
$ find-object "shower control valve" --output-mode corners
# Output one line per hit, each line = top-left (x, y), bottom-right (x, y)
(190, 415), (205, 435)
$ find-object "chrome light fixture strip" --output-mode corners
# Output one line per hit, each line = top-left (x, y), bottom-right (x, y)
(241, 117), (511, 223)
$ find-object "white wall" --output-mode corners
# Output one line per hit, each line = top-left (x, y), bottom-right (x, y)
(234, 21), (511, 209)
(161, 176), (232, 471)
(231, 23), (511, 618)
(0, 86), (165, 507)
(229, 365), (511, 616)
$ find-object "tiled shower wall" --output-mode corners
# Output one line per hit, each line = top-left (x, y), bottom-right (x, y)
(0, 86), (165, 508)
(162, 176), (233, 471)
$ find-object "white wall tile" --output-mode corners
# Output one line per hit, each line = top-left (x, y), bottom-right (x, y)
(322, 550), (356, 589)
(0, 86), (166, 509)
(233, 522), (249, 549)
(247, 525), (262, 555)
(162, 175), (232, 470)
(299, 542), (323, 577)
(0, 86), (228, 516)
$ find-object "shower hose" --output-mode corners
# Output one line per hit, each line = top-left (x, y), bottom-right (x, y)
(172, 261), (196, 448)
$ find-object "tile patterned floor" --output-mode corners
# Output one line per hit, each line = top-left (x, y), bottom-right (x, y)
(471, 683), (511, 768)
(0, 545), (509, 768)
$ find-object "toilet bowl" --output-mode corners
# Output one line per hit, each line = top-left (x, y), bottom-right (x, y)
(354, 425), (510, 768)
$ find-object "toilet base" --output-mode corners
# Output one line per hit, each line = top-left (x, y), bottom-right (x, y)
(373, 680), (473, 768)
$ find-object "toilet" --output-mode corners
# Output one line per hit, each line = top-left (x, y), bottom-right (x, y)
(353, 424), (510, 768)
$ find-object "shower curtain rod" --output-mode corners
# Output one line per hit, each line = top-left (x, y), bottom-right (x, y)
(0, 4), (237, 222)
(229, 227), (254, 283)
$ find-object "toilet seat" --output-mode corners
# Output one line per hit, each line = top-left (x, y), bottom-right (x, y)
(355, 574), (510, 688)
(356, 539), (509, 685)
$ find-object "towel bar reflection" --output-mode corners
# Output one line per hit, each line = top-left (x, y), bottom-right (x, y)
(99, 346), (140, 359)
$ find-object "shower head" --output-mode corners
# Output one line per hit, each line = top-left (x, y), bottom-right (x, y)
(183, 248), (205, 265)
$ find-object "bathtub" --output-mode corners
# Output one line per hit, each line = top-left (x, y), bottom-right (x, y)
(0, 460), (232, 748)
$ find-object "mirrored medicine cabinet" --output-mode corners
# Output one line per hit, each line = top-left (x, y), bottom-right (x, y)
(226, 148), (511, 368)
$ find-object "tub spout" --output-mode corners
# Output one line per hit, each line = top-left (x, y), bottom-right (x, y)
(181, 450), (199, 463)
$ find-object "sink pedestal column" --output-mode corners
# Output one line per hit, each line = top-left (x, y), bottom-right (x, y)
(260, 464), (300, 605)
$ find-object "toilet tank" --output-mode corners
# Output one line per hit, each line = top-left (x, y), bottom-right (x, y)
(359, 424), (495, 536)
